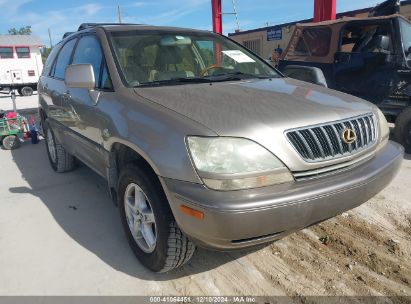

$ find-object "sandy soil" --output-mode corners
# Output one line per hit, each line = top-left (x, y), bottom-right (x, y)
(169, 155), (411, 297)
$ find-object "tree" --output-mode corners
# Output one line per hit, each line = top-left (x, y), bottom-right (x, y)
(8, 26), (32, 35)
(41, 47), (52, 64)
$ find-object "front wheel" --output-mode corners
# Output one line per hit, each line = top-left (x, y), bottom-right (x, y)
(2, 135), (20, 150)
(395, 107), (411, 154)
(118, 164), (195, 272)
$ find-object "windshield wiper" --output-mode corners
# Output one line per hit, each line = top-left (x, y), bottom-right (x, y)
(213, 71), (275, 80)
(136, 77), (213, 87)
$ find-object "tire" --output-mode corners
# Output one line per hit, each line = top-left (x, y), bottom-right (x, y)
(44, 121), (75, 172)
(395, 107), (411, 154)
(2, 135), (20, 150)
(118, 164), (195, 273)
(20, 86), (33, 96)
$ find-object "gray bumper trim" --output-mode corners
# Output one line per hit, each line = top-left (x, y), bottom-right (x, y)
(161, 141), (403, 250)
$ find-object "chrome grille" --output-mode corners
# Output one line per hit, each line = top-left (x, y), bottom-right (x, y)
(286, 113), (377, 162)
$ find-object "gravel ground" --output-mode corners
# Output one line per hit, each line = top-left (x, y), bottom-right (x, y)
(0, 138), (409, 297)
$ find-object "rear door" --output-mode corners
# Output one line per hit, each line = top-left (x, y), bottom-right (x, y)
(43, 38), (78, 151)
(334, 20), (398, 104)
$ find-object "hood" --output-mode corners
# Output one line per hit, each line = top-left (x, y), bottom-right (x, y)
(134, 77), (378, 171)
(135, 77), (376, 136)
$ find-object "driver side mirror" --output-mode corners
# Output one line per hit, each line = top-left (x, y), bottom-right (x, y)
(65, 64), (95, 90)
(374, 35), (390, 52)
(281, 65), (328, 88)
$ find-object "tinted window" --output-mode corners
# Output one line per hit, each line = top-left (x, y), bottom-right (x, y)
(0, 47), (13, 59)
(341, 23), (392, 53)
(53, 39), (76, 79)
(295, 28), (331, 57)
(72, 36), (103, 86)
(16, 47), (30, 58)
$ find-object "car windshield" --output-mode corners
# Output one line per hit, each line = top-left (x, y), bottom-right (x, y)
(108, 30), (280, 87)
(400, 18), (411, 55)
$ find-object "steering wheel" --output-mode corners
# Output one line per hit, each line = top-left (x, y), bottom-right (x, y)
(201, 64), (224, 76)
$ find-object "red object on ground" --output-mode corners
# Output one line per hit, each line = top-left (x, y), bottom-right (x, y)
(211, 0), (222, 34)
(5, 112), (17, 119)
(314, 0), (336, 22)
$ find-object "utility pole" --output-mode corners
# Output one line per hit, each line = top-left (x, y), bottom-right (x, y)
(231, 0), (240, 32)
(117, 5), (122, 23)
(48, 28), (53, 48)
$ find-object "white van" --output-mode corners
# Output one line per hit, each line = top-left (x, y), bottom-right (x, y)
(0, 35), (43, 96)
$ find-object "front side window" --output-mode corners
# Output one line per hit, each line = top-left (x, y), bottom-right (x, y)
(16, 47), (30, 58)
(52, 38), (77, 79)
(340, 23), (392, 53)
(0, 47), (13, 59)
(72, 36), (103, 87)
(109, 31), (279, 87)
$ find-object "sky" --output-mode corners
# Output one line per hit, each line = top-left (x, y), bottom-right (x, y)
(0, 0), (384, 47)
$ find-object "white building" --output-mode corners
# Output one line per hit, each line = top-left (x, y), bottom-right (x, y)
(0, 35), (44, 96)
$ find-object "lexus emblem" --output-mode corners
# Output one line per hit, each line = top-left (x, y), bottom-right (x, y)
(341, 128), (357, 144)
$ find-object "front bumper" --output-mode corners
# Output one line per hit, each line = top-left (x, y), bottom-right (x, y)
(161, 141), (403, 250)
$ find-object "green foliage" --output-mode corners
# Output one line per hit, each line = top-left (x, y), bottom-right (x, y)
(41, 47), (52, 64)
(8, 26), (32, 35)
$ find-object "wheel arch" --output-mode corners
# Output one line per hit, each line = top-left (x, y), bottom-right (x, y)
(107, 140), (163, 205)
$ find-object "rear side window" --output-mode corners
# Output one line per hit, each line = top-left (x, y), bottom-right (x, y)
(52, 38), (77, 79)
(72, 36), (103, 86)
(0, 47), (13, 59)
(295, 28), (331, 57)
(16, 47), (30, 58)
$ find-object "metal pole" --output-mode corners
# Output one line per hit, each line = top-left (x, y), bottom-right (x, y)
(118, 5), (122, 23)
(314, 0), (336, 22)
(211, 0), (222, 34)
(48, 28), (53, 48)
(11, 90), (17, 114)
(231, 0), (240, 32)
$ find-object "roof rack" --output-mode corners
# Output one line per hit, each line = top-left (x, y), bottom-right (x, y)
(77, 23), (142, 31)
(62, 32), (75, 39)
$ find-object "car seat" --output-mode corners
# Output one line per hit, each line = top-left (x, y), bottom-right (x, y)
(150, 46), (194, 81)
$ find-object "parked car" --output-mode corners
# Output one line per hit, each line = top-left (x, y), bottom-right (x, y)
(39, 23), (403, 272)
(278, 2), (411, 153)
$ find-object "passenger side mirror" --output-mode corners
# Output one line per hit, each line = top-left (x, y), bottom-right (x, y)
(281, 65), (328, 88)
(65, 64), (95, 90)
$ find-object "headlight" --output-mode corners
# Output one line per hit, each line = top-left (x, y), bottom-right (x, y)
(376, 109), (389, 148)
(186, 137), (294, 190)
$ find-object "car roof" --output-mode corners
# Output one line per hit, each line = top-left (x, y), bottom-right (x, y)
(80, 23), (212, 35)
(60, 23), (215, 43)
(296, 13), (408, 28)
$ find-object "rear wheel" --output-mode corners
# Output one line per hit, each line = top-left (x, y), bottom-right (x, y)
(2, 135), (20, 150)
(44, 122), (75, 172)
(395, 107), (411, 154)
(118, 164), (195, 272)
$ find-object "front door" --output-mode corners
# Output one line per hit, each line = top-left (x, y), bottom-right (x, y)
(333, 20), (397, 104)
(10, 70), (23, 84)
(60, 34), (113, 177)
